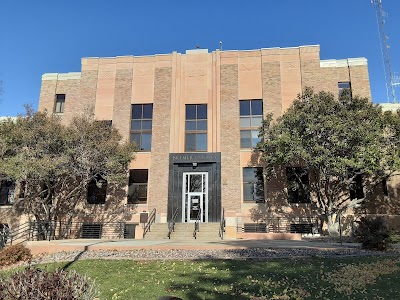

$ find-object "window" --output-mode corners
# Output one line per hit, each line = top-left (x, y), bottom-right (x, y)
(0, 180), (15, 205)
(349, 172), (364, 200)
(87, 175), (107, 204)
(54, 94), (65, 113)
(286, 167), (310, 203)
(338, 82), (352, 98)
(242, 167), (264, 202)
(185, 104), (207, 152)
(128, 170), (148, 204)
(240, 100), (263, 148)
(130, 104), (153, 151)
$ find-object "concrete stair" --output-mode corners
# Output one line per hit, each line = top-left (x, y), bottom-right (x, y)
(144, 222), (222, 241)
(143, 223), (169, 240)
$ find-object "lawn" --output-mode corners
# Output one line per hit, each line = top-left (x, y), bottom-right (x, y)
(5, 256), (400, 300)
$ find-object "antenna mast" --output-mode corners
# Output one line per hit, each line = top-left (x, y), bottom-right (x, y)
(371, 0), (399, 103)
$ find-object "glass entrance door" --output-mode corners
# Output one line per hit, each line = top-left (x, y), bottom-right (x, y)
(182, 172), (208, 223)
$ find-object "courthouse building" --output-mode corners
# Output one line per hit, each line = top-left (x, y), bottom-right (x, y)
(2, 45), (397, 239)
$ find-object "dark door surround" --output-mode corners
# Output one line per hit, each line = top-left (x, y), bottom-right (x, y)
(167, 153), (221, 222)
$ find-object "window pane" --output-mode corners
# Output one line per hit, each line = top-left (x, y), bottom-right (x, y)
(252, 130), (261, 148)
(243, 183), (254, 201)
(56, 94), (65, 102)
(185, 120), (196, 131)
(243, 168), (256, 182)
(189, 174), (202, 192)
(196, 133), (207, 151)
(197, 120), (207, 131)
(142, 120), (152, 130)
(132, 105), (142, 119)
(130, 133), (141, 146)
(197, 105), (207, 119)
(185, 134), (196, 151)
(251, 100), (263, 115)
(141, 133), (152, 151)
(142, 104), (153, 119)
(338, 82), (351, 89)
(240, 101), (250, 116)
(240, 130), (252, 148)
(240, 117), (251, 127)
(131, 120), (141, 130)
(251, 117), (263, 127)
(129, 169), (148, 184)
(186, 105), (196, 120)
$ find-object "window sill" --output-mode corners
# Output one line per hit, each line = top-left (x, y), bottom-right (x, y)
(53, 112), (64, 116)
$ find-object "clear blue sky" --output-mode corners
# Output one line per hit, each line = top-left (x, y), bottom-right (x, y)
(1, 0), (399, 116)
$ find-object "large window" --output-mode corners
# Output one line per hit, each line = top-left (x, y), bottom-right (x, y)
(0, 180), (15, 205)
(338, 82), (352, 98)
(242, 167), (264, 202)
(87, 175), (107, 204)
(286, 167), (310, 203)
(128, 170), (148, 204)
(54, 94), (65, 114)
(185, 104), (207, 152)
(240, 100), (263, 148)
(130, 104), (153, 151)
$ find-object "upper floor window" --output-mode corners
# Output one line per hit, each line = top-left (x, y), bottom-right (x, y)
(128, 169), (148, 204)
(338, 82), (352, 98)
(54, 94), (65, 114)
(87, 175), (107, 204)
(286, 167), (310, 203)
(185, 104), (207, 152)
(240, 100), (263, 148)
(243, 167), (264, 202)
(130, 104), (153, 151)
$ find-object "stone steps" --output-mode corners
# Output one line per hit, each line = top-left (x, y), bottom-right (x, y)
(144, 222), (221, 241)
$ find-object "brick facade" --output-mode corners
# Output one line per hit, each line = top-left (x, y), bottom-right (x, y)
(11, 44), (397, 238)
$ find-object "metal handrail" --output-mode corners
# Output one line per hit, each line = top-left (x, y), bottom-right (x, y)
(193, 208), (202, 239)
(142, 208), (156, 239)
(167, 208), (179, 239)
(219, 208), (225, 240)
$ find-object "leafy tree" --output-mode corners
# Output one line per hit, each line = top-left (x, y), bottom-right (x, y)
(0, 108), (136, 239)
(258, 88), (400, 236)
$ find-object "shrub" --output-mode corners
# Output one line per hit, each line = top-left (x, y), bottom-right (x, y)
(355, 216), (392, 251)
(0, 267), (97, 300)
(0, 244), (31, 267)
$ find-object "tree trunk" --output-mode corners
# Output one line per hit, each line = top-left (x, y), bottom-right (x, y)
(327, 213), (340, 237)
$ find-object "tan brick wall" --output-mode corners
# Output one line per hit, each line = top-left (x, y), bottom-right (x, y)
(349, 65), (371, 99)
(220, 64), (241, 211)
(148, 67), (172, 216)
(112, 68), (133, 142)
(74, 70), (99, 121)
(262, 60), (282, 119)
(57, 79), (81, 124)
(38, 80), (57, 113)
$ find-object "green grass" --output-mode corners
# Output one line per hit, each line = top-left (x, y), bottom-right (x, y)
(4, 256), (400, 299)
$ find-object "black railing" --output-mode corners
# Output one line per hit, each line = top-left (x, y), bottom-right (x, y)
(143, 208), (156, 239)
(167, 208), (179, 239)
(219, 208), (225, 240)
(237, 217), (320, 234)
(193, 208), (201, 239)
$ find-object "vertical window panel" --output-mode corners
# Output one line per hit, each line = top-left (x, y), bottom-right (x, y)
(240, 100), (263, 148)
(185, 104), (207, 152)
(130, 104), (153, 151)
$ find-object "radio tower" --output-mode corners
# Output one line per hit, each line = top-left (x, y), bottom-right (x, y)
(371, 0), (399, 103)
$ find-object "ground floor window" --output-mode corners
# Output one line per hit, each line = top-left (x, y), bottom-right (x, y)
(128, 170), (148, 204)
(242, 167), (264, 202)
(87, 175), (107, 204)
(286, 167), (310, 203)
(124, 223), (136, 239)
(0, 180), (15, 205)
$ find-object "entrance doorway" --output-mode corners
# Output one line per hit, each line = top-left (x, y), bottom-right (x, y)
(182, 172), (208, 223)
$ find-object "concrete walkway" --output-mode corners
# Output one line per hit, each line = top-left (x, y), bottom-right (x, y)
(24, 238), (386, 255)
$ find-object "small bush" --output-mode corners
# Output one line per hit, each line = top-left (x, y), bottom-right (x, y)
(355, 216), (392, 251)
(0, 244), (31, 267)
(0, 267), (97, 300)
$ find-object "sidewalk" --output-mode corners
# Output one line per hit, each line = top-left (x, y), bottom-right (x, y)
(24, 238), (382, 256)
